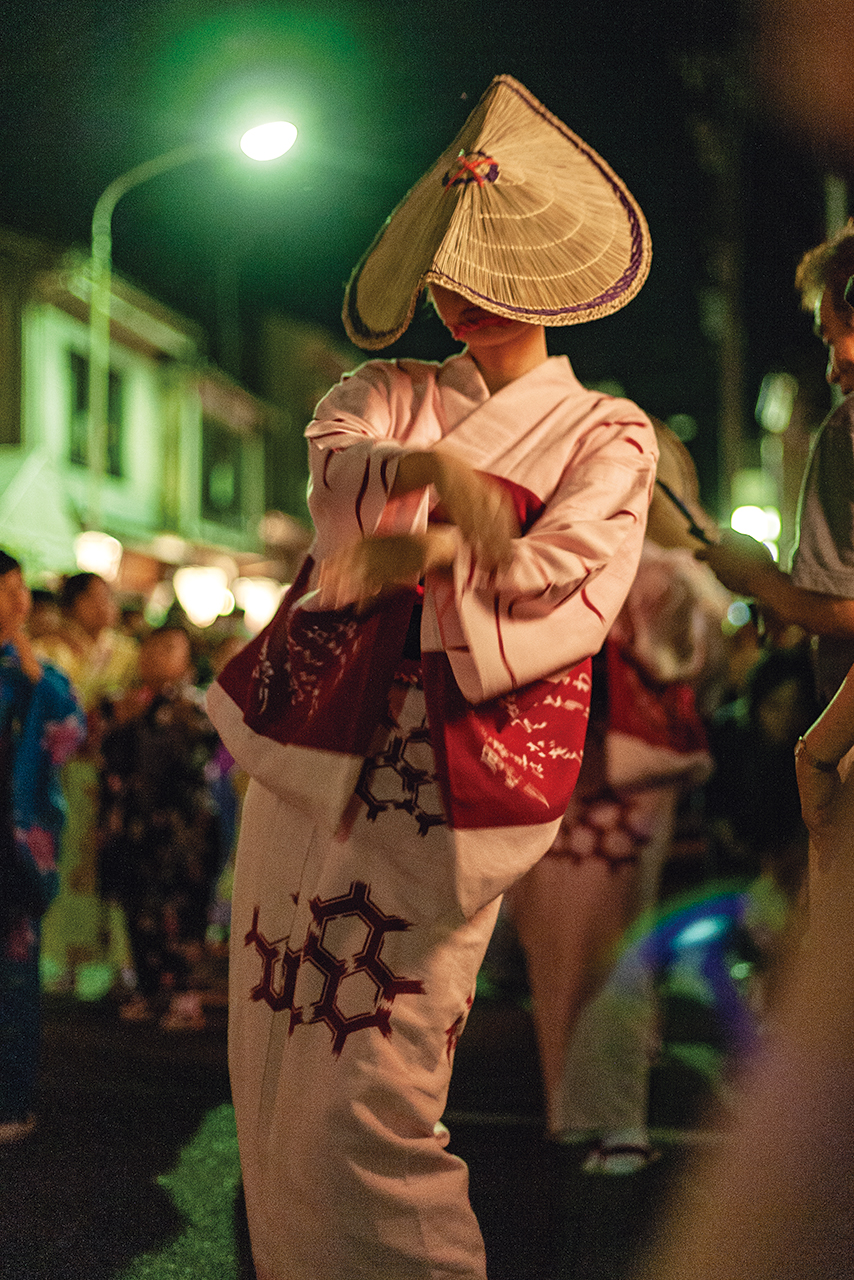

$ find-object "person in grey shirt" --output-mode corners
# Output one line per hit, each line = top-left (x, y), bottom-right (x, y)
(700, 220), (854, 704)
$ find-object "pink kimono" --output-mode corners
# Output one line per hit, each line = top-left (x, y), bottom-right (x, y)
(208, 351), (656, 1280)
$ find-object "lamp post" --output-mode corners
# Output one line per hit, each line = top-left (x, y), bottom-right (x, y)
(86, 123), (298, 530)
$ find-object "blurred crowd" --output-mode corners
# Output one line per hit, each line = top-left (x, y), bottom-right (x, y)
(0, 471), (824, 1158)
(26, 571), (246, 1030)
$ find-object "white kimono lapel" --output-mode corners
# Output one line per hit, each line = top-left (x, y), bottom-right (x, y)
(434, 356), (588, 484)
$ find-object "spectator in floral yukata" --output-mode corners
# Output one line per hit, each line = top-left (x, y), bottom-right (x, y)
(38, 571), (139, 997)
(0, 550), (85, 1144)
(98, 625), (222, 1031)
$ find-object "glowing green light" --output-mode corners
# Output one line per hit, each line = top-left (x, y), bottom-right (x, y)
(730, 504), (781, 557)
(756, 372), (798, 434)
(240, 120), (298, 161)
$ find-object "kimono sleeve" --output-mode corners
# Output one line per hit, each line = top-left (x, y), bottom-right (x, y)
(425, 409), (658, 701)
(305, 361), (436, 560)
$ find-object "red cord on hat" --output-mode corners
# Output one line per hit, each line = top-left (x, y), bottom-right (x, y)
(442, 151), (499, 188)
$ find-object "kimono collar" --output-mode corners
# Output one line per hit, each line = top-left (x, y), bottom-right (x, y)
(436, 351), (580, 405)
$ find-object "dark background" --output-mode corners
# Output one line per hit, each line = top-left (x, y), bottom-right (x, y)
(0, 0), (843, 507)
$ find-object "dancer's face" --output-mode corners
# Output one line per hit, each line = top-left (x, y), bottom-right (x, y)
(428, 283), (534, 352)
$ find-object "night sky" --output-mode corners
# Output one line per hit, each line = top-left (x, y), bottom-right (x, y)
(0, 0), (837, 505)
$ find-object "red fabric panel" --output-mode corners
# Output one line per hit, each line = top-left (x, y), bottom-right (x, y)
(422, 650), (590, 829)
(605, 637), (708, 756)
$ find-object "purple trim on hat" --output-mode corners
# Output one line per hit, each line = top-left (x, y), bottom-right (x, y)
(430, 80), (648, 319)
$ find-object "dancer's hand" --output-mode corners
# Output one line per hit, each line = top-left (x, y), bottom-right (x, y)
(393, 451), (519, 573)
(432, 454), (519, 571)
(316, 531), (456, 612)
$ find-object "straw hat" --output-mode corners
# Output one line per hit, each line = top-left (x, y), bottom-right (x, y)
(343, 74), (652, 350)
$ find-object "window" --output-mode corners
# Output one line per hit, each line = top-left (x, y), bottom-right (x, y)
(201, 416), (243, 527)
(68, 350), (124, 477)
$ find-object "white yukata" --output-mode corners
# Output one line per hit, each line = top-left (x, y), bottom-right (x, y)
(208, 351), (657, 1280)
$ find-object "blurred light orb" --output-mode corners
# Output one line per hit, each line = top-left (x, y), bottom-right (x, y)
(763, 507), (782, 541)
(173, 565), (231, 628)
(756, 372), (798, 435)
(240, 121), (298, 161)
(233, 575), (285, 634)
(674, 916), (728, 949)
(75, 530), (123, 581)
(145, 581), (175, 627)
(727, 599), (753, 629)
(667, 413), (698, 443)
(730, 504), (781, 545)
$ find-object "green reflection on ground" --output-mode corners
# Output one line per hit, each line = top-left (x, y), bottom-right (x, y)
(117, 1102), (242, 1280)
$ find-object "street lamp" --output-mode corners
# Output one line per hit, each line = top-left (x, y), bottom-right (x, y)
(86, 122), (298, 530)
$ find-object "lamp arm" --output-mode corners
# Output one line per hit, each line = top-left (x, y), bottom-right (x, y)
(91, 141), (223, 246)
(86, 141), (221, 528)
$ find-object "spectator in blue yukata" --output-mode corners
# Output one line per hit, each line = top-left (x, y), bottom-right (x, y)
(0, 550), (85, 1143)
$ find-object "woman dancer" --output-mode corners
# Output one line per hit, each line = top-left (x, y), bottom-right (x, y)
(209, 75), (657, 1280)
(506, 424), (729, 1170)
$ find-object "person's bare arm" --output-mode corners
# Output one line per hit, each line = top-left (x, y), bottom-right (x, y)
(795, 663), (854, 831)
(699, 531), (854, 637)
(802, 667), (854, 765)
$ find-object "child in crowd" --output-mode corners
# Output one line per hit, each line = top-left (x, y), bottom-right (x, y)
(98, 626), (222, 1030)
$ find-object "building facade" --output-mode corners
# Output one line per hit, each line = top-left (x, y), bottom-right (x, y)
(0, 226), (276, 603)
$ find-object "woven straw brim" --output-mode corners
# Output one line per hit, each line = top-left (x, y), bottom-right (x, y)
(343, 75), (652, 349)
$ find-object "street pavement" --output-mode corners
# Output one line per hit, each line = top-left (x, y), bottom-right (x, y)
(0, 961), (730, 1280)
